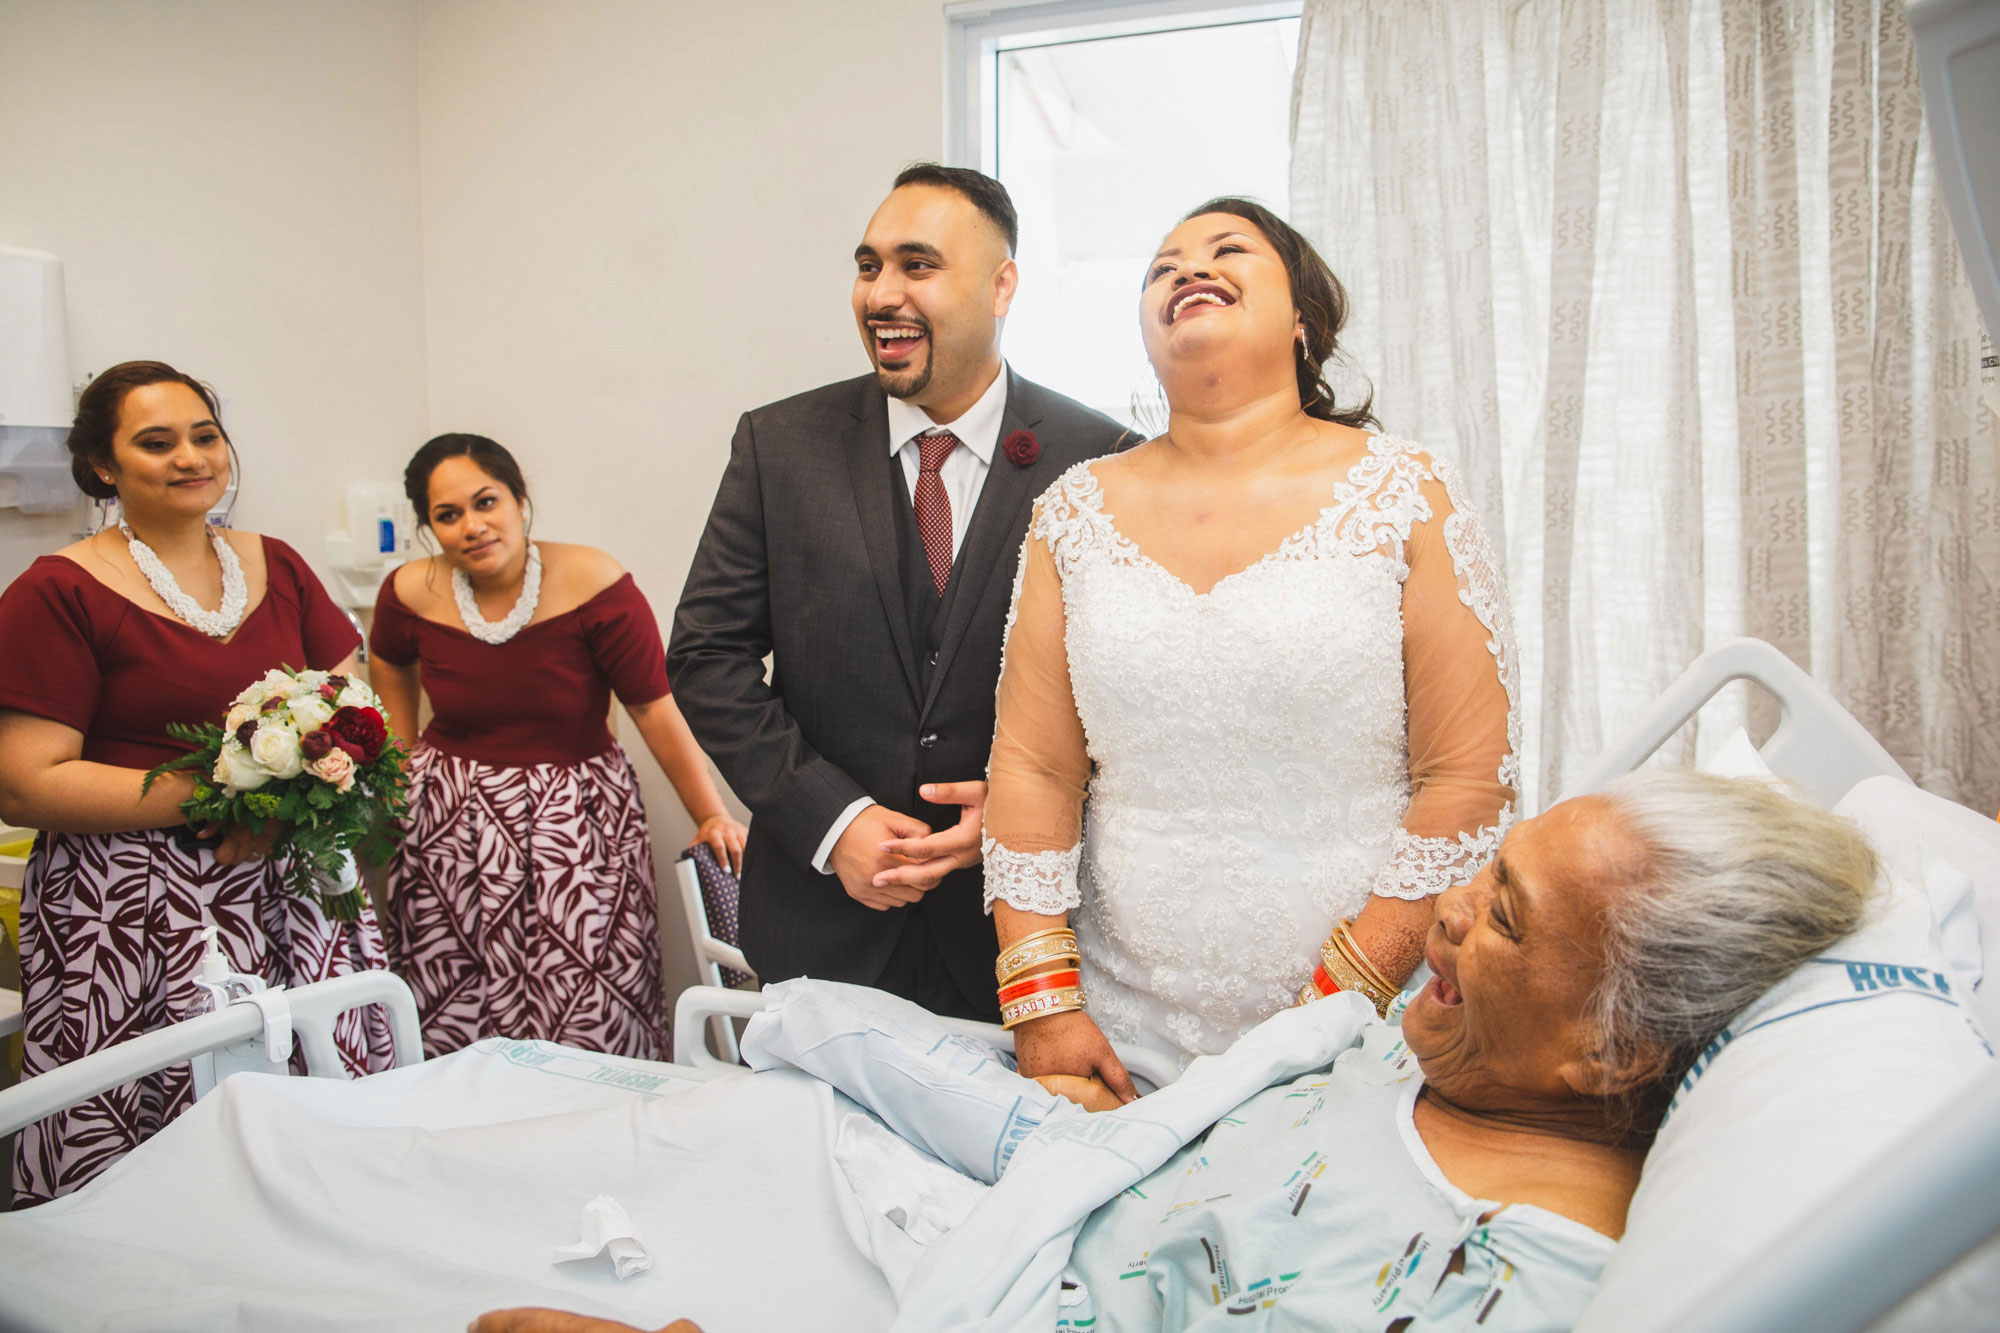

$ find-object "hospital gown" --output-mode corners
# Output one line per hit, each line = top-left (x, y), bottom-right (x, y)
(1062, 1018), (1614, 1329)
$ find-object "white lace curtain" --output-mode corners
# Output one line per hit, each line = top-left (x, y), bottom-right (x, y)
(1291, 0), (1998, 812)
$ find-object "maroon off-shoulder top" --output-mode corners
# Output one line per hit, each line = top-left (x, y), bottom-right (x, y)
(0, 537), (361, 770)
(368, 571), (670, 767)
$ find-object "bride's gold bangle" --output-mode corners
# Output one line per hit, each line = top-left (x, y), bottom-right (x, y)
(996, 928), (1079, 983)
(1330, 922), (1396, 998)
(1317, 943), (1393, 1016)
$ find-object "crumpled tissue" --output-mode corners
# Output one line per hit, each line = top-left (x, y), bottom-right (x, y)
(552, 1194), (653, 1279)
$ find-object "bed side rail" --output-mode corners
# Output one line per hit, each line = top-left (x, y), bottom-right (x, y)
(671, 983), (1186, 1095)
(1565, 638), (1909, 805)
(0, 969), (424, 1141)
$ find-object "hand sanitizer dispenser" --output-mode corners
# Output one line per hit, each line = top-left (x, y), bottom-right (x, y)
(0, 246), (77, 514)
(323, 481), (416, 607)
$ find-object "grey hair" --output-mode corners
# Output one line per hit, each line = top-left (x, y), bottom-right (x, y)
(1589, 768), (1878, 1129)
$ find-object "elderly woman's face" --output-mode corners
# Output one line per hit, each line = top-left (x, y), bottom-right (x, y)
(1403, 797), (1646, 1115)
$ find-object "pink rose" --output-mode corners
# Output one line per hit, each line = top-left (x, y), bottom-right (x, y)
(306, 747), (357, 793)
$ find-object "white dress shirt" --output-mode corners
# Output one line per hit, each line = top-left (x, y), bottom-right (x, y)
(812, 364), (1010, 874)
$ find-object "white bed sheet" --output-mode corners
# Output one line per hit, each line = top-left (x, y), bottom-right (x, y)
(0, 1039), (898, 1332)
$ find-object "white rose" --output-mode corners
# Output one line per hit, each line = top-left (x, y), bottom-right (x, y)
(288, 696), (334, 732)
(335, 681), (376, 711)
(213, 741), (272, 792)
(248, 722), (305, 779)
(307, 748), (357, 794)
(258, 667), (293, 692)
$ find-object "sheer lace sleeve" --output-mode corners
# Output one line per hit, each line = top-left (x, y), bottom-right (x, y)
(982, 502), (1091, 915)
(1375, 455), (1519, 899)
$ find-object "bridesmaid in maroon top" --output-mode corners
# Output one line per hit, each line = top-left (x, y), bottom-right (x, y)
(370, 434), (745, 1060)
(0, 362), (394, 1205)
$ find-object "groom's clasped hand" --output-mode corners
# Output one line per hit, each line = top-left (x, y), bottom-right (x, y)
(829, 779), (988, 911)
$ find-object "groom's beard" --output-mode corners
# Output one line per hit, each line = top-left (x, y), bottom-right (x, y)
(867, 311), (935, 401)
(877, 360), (933, 400)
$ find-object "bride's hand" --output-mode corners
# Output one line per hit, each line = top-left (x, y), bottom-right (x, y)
(1013, 1009), (1138, 1105)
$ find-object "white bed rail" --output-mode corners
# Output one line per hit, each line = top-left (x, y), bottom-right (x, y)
(0, 969), (424, 1141)
(672, 983), (1186, 1095)
(1565, 638), (1910, 805)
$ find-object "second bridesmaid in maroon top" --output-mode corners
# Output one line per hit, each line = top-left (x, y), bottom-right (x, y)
(370, 433), (745, 1060)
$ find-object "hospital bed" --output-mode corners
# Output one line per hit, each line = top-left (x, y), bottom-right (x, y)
(0, 637), (1993, 1332)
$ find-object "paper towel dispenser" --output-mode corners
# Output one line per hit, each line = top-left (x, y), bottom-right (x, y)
(0, 246), (77, 514)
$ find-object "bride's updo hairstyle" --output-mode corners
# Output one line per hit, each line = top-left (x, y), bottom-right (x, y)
(1179, 197), (1378, 431)
(403, 432), (531, 532)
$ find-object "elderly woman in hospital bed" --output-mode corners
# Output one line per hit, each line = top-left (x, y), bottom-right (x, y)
(455, 768), (1876, 1333)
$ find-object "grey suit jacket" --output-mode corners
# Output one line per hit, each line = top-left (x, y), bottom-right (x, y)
(668, 368), (1131, 1015)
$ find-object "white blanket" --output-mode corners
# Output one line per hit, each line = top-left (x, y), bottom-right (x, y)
(741, 978), (1377, 1330)
(0, 985), (1374, 1332)
(0, 1038), (897, 1332)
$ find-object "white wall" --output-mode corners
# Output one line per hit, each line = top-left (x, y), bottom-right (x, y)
(0, 0), (431, 582)
(2, 0), (955, 1011)
(415, 0), (950, 1001)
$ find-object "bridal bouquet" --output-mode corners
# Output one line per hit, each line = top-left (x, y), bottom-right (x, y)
(143, 667), (410, 920)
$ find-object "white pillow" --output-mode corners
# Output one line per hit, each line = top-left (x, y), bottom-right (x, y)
(1575, 757), (1996, 1331)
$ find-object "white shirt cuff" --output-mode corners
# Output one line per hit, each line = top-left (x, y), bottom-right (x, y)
(812, 797), (875, 874)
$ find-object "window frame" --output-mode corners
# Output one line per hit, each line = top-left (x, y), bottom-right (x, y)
(942, 0), (1304, 172)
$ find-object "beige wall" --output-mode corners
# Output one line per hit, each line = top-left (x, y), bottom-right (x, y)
(415, 0), (950, 1001)
(0, 0), (431, 584)
(2, 0), (954, 1010)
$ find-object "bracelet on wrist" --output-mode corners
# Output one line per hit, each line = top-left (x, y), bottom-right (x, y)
(1001, 985), (1086, 1030)
(1295, 919), (1397, 1018)
(996, 927), (1079, 983)
(997, 967), (1081, 1006)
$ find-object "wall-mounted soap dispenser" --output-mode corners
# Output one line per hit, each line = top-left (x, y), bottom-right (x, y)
(323, 482), (417, 607)
(0, 246), (77, 514)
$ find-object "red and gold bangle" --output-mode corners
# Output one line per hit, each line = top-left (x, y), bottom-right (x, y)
(1317, 939), (1393, 1017)
(997, 968), (1082, 1007)
(997, 928), (1079, 983)
(1001, 986), (1086, 1030)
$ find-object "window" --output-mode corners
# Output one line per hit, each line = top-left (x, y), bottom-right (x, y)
(948, 0), (1302, 426)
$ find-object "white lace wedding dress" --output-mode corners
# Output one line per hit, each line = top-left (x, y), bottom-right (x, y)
(983, 434), (1519, 1068)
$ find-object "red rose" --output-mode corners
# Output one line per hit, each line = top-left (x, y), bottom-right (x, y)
(325, 706), (388, 764)
(1002, 429), (1040, 467)
(301, 728), (335, 762)
(235, 719), (259, 748)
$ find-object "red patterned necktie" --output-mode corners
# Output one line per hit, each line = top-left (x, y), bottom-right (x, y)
(913, 429), (959, 595)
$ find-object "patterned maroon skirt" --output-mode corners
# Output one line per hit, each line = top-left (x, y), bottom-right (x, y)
(13, 829), (395, 1206)
(385, 743), (669, 1062)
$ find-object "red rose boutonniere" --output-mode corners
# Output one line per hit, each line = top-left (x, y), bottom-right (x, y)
(1002, 429), (1041, 467)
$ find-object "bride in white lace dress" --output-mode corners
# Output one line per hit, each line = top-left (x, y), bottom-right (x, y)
(983, 199), (1517, 1097)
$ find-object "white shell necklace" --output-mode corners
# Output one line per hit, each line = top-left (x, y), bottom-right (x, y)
(119, 520), (249, 639)
(453, 541), (542, 644)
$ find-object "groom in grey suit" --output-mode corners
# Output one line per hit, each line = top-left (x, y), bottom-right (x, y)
(668, 165), (1130, 1021)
